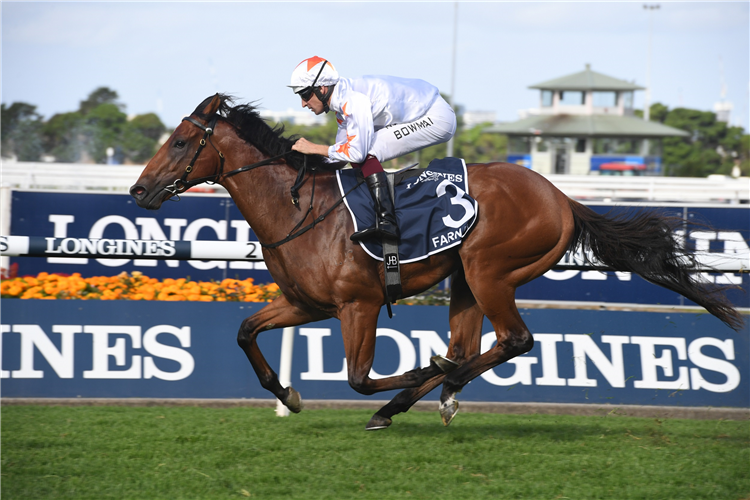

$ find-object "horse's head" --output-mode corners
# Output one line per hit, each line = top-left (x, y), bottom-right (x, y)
(130, 94), (225, 210)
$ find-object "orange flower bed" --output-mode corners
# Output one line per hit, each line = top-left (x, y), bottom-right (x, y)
(0, 272), (281, 302)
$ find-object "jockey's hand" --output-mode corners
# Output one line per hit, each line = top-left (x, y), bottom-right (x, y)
(292, 138), (329, 157)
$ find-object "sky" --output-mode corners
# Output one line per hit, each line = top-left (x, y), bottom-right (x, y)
(2, 1), (748, 131)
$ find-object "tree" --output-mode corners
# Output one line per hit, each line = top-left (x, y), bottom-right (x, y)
(79, 87), (122, 115)
(1, 102), (44, 161)
(645, 103), (748, 177)
(122, 113), (167, 163)
(84, 103), (128, 163)
(42, 112), (85, 162)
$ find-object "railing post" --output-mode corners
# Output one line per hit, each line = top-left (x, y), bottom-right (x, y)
(0, 184), (11, 273)
(275, 326), (295, 417)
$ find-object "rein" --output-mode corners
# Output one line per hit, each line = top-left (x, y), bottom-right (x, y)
(172, 114), (363, 249)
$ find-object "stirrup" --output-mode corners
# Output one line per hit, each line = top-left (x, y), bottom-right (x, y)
(350, 225), (399, 242)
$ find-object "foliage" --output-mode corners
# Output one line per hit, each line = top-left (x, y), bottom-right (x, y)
(2, 405), (748, 499)
(84, 102), (129, 163)
(42, 112), (85, 162)
(2, 87), (167, 164)
(1, 272), (281, 302)
(645, 102), (748, 177)
(78, 86), (123, 115)
(1, 102), (45, 161)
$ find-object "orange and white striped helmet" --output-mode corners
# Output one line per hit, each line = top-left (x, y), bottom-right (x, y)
(289, 56), (339, 93)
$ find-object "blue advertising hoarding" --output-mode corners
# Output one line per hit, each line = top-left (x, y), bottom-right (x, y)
(2, 301), (747, 407)
(8, 190), (749, 308)
(9, 190), (273, 283)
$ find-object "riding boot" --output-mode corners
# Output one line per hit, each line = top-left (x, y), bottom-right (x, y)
(350, 171), (400, 242)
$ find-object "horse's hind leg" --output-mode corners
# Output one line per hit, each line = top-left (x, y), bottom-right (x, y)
(237, 294), (327, 413)
(338, 301), (459, 400)
(366, 269), (484, 430)
(439, 285), (534, 425)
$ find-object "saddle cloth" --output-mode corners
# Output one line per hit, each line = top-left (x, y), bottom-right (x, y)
(336, 157), (479, 263)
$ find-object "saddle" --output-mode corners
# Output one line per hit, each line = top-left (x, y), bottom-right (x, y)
(336, 157), (479, 312)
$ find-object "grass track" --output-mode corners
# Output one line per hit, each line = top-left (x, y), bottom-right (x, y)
(2, 405), (748, 499)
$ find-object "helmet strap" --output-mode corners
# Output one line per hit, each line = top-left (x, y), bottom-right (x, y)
(314, 85), (335, 113)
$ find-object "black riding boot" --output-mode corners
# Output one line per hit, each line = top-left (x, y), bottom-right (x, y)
(350, 171), (400, 242)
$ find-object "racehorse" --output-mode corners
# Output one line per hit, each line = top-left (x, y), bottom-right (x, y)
(130, 94), (744, 430)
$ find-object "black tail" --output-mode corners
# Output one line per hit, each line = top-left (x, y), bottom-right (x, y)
(567, 199), (744, 331)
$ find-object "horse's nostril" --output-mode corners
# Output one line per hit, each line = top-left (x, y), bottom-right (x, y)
(130, 185), (146, 198)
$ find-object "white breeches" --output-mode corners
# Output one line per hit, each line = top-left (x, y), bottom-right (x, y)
(368, 96), (457, 163)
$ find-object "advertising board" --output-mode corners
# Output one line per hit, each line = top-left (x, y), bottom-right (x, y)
(7, 190), (749, 307)
(2, 301), (747, 407)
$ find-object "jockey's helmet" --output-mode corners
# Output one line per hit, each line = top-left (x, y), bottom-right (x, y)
(289, 57), (339, 94)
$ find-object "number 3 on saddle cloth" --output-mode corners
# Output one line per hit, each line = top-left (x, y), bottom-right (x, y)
(336, 157), (479, 265)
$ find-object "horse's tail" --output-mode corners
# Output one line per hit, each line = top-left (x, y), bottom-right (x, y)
(566, 199), (744, 331)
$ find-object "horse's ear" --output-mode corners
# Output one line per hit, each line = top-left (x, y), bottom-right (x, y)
(201, 94), (222, 115)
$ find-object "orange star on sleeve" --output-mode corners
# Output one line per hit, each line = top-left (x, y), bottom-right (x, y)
(336, 134), (356, 159)
(336, 102), (350, 125)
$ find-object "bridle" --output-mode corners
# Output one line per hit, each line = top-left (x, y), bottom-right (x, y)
(164, 115), (296, 200)
(167, 114), (362, 249)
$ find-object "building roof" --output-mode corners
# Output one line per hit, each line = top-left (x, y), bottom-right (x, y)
(484, 114), (690, 138)
(529, 65), (645, 91)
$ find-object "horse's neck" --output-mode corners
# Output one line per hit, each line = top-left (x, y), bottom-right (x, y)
(221, 158), (311, 245)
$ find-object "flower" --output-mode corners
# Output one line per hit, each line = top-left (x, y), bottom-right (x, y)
(1, 272), (283, 302)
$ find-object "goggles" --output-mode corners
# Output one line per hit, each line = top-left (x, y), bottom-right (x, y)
(296, 86), (315, 102)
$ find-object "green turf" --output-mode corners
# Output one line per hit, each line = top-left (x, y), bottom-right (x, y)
(1, 405), (748, 499)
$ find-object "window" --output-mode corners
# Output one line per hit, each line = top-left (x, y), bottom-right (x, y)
(541, 90), (553, 107)
(575, 139), (587, 153)
(559, 91), (584, 106)
(593, 92), (617, 107)
(536, 138), (549, 152)
(593, 138), (642, 155)
(508, 136), (532, 154)
(622, 92), (634, 109)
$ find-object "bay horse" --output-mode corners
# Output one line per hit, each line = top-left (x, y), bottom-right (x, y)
(130, 94), (743, 430)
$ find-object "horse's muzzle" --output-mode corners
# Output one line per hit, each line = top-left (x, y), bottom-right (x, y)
(130, 184), (161, 210)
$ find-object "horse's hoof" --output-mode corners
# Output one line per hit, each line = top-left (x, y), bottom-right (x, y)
(365, 414), (392, 431)
(431, 354), (459, 374)
(439, 398), (459, 427)
(285, 387), (303, 413)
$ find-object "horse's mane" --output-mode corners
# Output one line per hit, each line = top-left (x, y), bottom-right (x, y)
(191, 94), (334, 172)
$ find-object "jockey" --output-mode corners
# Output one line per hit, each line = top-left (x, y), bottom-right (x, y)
(289, 56), (457, 242)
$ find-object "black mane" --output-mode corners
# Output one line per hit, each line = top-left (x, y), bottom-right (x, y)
(191, 94), (333, 172)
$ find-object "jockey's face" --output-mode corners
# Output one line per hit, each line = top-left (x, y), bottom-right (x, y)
(301, 86), (328, 115)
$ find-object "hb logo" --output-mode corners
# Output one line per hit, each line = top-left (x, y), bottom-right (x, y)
(385, 253), (399, 271)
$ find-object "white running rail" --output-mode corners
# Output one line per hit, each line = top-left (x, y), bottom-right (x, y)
(2, 161), (748, 203)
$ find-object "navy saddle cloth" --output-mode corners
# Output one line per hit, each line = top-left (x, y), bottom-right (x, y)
(336, 157), (479, 263)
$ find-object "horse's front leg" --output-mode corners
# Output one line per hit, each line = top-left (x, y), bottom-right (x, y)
(340, 302), (453, 398)
(237, 294), (327, 413)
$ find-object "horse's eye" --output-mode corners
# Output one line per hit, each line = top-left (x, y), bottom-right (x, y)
(174, 140), (186, 149)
